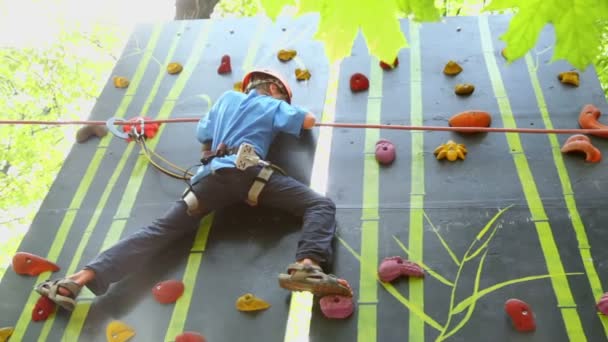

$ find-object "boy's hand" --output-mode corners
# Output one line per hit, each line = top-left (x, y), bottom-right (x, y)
(303, 113), (316, 130)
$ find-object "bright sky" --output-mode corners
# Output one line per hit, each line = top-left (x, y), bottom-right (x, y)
(0, 0), (174, 48)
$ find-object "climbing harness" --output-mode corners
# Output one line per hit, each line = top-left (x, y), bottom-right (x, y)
(235, 142), (286, 206)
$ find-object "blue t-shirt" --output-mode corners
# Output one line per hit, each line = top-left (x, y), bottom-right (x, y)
(191, 90), (308, 184)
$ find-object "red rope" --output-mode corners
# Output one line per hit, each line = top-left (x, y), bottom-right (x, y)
(1, 118), (608, 135)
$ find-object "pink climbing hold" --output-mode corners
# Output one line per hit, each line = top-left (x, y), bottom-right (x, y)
(378, 256), (424, 282)
(597, 293), (608, 315)
(152, 279), (185, 304)
(375, 139), (396, 165)
(175, 331), (207, 342)
(319, 295), (354, 319)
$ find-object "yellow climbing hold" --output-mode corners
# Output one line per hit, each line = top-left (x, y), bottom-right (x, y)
(112, 76), (130, 88)
(277, 49), (297, 62)
(0, 327), (14, 342)
(295, 69), (311, 81)
(434, 140), (467, 161)
(236, 293), (271, 312)
(167, 62), (183, 75)
(233, 81), (243, 92)
(558, 71), (580, 87)
(106, 320), (135, 342)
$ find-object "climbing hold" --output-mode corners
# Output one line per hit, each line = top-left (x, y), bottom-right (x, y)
(379, 57), (399, 70)
(434, 140), (467, 161)
(167, 62), (183, 75)
(319, 295), (354, 319)
(597, 293), (608, 315)
(561, 134), (601, 163)
(12, 252), (60, 276)
(277, 49), (297, 62)
(106, 320), (136, 342)
(578, 104), (608, 138)
(76, 125), (108, 143)
(0, 327), (14, 342)
(32, 296), (56, 321)
(378, 256), (424, 282)
(454, 83), (475, 96)
(233, 81), (243, 92)
(217, 55), (232, 74)
(350, 73), (369, 92)
(501, 48), (508, 59)
(443, 61), (462, 76)
(152, 279), (185, 304)
(504, 299), (536, 332)
(175, 331), (207, 342)
(295, 68), (311, 81)
(448, 110), (492, 133)
(558, 71), (580, 87)
(121, 116), (161, 141)
(375, 139), (396, 165)
(235, 293), (271, 312)
(112, 76), (130, 88)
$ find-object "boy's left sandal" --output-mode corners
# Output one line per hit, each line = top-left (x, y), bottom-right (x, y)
(278, 263), (353, 297)
(34, 278), (82, 311)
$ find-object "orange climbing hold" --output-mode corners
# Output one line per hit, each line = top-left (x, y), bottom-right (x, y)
(235, 293), (271, 312)
(152, 279), (184, 304)
(443, 61), (462, 76)
(277, 49), (297, 62)
(12, 252), (60, 276)
(106, 320), (136, 342)
(175, 331), (207, 342)
(560, 134), (601, 163)
(233, 81), (243, 92)
(112, 76), (130, 88)
(32, 296), (56, 321)
(295, 68), (311, 81)
(578, 104), (608, 138)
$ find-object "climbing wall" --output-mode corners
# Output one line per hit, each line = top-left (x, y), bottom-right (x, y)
(1, 14), (608, 342)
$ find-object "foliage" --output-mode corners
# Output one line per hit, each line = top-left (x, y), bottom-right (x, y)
(0, 23), (120, 278)
(252, 0), (608, 70)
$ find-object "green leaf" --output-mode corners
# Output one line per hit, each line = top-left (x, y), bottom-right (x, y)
(259, 0), (295, 19)
(396, 0), (440, 22)
(310, 0), (407, 63)
(485, 0), (608, 69)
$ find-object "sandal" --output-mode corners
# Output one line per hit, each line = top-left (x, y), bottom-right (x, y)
(278, 263), (353, 297)
(35, 278), (82, 311)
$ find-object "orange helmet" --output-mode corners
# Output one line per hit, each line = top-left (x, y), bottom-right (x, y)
(241, 69), (292, 103)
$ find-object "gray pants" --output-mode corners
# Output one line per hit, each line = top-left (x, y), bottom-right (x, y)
(84, 166), (336, 295)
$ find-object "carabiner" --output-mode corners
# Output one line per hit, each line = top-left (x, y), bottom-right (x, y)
(105, 117), (130, 140)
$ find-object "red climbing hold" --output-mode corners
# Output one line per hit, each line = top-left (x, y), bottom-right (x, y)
(379, 57), (399, 70)
(217, 54), (232, 74)
(350, 73), (369, 92)
(122, 116), (161, 141)
(175, 331), (207, 342)
(378, 256), (424, 282)
(152, 280), (185, 304)
(319, 295), (354, 319)
(375, 139), (396, 165)
(12, 252), (60, 276)
(32, 296), (56, 321)
(597, 293), (608, 315)
(504, 298), (536, 332)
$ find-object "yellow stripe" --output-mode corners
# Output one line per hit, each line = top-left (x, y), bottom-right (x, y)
(479, 16), (585, 341)
(408, 21), (425, 342)
(8, 24), (164, 342)
(60, 21), (213, 340)
(164, 20), (269, 342)
(524, 54), (608, 336)
(283, 60), (342, 342)
(357, 57), (382, 341)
